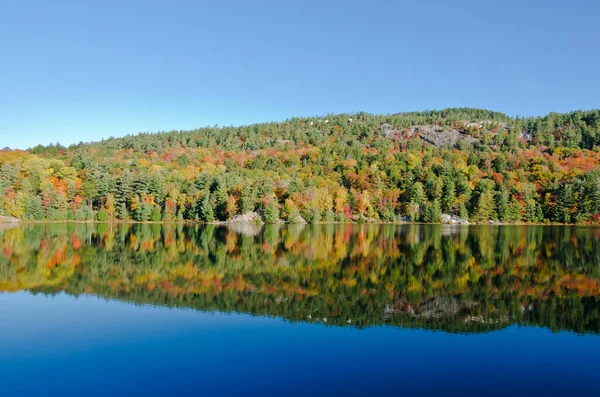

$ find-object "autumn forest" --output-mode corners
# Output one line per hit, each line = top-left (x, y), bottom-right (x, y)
(1, 108), (600, 224)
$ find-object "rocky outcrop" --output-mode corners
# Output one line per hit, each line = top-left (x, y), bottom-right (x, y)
(414, 125), (478, 148)
(226, 223), (263, 237)
(0, 216), (20, 223)
(380, 124), (481, 149)
(227, 212), (263, 224)
(442, 214), (469, 225)
(287, 214), (307, 224)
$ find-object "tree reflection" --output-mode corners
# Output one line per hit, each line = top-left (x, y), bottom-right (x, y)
(1, 223), (600, 334)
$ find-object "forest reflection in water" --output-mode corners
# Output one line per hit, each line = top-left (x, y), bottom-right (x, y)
(1, 222), (600, 334)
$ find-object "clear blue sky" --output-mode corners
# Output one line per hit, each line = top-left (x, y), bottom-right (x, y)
(1, 0), (599, 149)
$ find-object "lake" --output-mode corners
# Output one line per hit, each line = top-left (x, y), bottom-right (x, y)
(1, 223), (599, 396)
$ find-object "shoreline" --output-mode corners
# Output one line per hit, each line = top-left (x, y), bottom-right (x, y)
(1, 219), (598, 227)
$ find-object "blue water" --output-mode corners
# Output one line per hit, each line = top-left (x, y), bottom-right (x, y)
(1, 292), (598, 396)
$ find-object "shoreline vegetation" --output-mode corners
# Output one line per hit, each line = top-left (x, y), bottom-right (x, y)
(1, 108), (600, 225)
(1, 217), (594, 227)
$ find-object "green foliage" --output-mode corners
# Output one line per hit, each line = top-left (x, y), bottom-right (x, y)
(263, 199), (279, 224)
(96, 207), (109, 221)
(474, 189), (497, 222)
(151, 205), (162, 222)
(505, 197), (523, 223)
(1, 108), (599, 224)
(119, 203), (130, 221)
(426, 199), (442, 223)
(200, 194), (215, 222)
(24, 196), (43, 220)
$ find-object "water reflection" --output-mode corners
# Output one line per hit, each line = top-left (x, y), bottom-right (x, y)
(1, 223), (600, 334)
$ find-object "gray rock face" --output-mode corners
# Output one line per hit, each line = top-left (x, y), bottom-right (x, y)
(413, 125), (478, 148)
(288, 215), (307, 224)
(380, 123), (486, 149)
(227, 212), (263, 224)
(226, 223), (263, 237)
(0, 216), (20, 223)
(442, 213), (469, 225)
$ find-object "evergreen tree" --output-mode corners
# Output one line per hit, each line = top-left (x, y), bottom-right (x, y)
(25, 196), (43, 220)
(240, 185), (255, 214)
(459, 202), (469, 221)
(442, 179), (456, 213)
(474, 190), (496, 222)
(423, 199), (442, 223)
(554, 183), (575, 223)
(495, 186), (509, 221)
(119, 202), (130, 221)
(263, 199), (279, 224)
(200, 194), (215, 222)
(151, 205), (162, 222)
(505, 196), (523, 223)
(96, 207), (109, 221)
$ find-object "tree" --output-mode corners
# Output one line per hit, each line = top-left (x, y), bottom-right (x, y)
(25, 196), (43, 220)
(554, 183), (575, 223)
(226, 195), (238, 220)
(96, 207), (109, 221)
(200, 194), (215, 222)
(240, 185), (255, 214)
(406, 201), (420, 222)
(495, 186), (509, 221)
(442, 179), (456, 213)
(263, 199), (279, 224)
(119, 202), (130, 221)
(409, 182), (427, 206)
(505, 196), (523, 223)
(459, 202), (469, 221)
(0, 107), (598, 224)
(151, 205), (162, 222)
(474, 190), (496, 222)
(105, 194), (116, 219)
(423, 199), (442, 223)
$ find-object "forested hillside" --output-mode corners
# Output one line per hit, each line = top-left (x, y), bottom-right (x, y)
(1, 108), (600, 223)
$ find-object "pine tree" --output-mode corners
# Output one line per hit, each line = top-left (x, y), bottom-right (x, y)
(495, 186), (509, 221)
(151, 205), (162, 222)
(96, 207), (109, 221)
(423, 199), (442, 223)
(139, 202), (152, 221)
(409, 182), (427, 206)
(524, 183), (540, 222)
(200, 194), (215, 222)
(474, 190), (496, 222)
(25, 196), (43, 220)
(505, 196), (523, 223)
(263, 200), (279, 224)
(240, 185), (255, 214)
(459, 202), (469, 221)
(442, 179), (456, 213)
(554, 183), (574, 223)
(119, 202), (130, 220)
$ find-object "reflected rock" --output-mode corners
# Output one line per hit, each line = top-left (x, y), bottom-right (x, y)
(227, 223), (263, 237)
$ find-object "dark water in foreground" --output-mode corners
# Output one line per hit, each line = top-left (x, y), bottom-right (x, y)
(1, 223), (599, 395)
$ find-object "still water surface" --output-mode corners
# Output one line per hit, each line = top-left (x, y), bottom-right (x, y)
(1, 223), (599, 395)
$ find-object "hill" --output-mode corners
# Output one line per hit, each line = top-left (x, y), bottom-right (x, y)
(1, 107), (600, 223)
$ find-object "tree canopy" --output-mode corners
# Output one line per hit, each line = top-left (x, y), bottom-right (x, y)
(2, 108), (600, 224)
